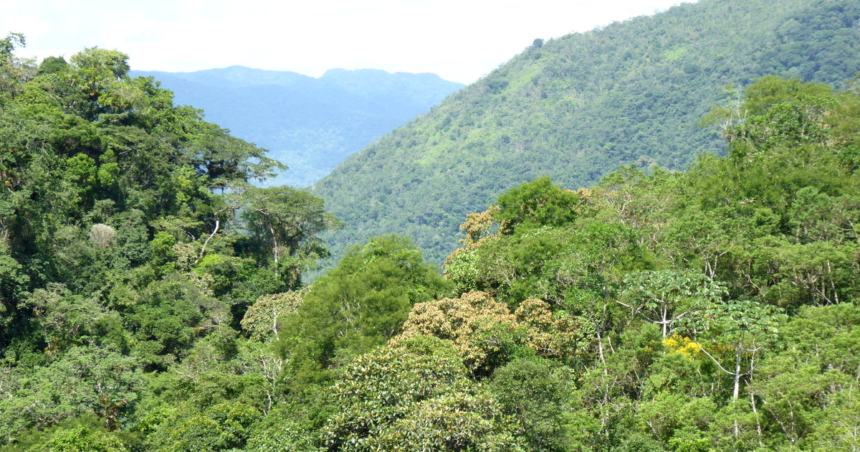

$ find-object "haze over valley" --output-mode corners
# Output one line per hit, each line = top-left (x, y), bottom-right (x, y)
(131, 66), (464, 187)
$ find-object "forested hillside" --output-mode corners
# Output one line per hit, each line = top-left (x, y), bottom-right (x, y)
(131, 67), (464, 187)
(313, 0), (860, 264)
(0, 35), (342, 450)
(3, 25), (859, 448)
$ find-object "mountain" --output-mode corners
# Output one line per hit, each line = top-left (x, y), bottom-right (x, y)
(312, 0), (860, 264)
(130, 66), (465, 187)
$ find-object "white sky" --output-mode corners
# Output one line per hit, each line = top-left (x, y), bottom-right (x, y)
(0, 0), (688, 84)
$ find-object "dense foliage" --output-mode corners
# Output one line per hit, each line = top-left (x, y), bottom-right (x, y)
(3, 4), (860, 450)
(314, 0), (860, 264)
(0, 37), (340, 450)
(131, 67), (463, 187)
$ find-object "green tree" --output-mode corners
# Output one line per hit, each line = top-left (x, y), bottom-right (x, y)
(686, 299), (785, 402)
(495, 176), (579, 235)
(146, 403), (260, 452)
(618, 270), (726, 338)
(24, 283), (115, 353)
(750, 303), (860, 449)
(240, 290), (306, 341)
(245, 412), (318, 452)
(682, 299), (785, 443)
(320, 336), (521, 451)
(25, 425), (128, 452)
(243, 186), (340, 285)
(0, 32), (34, 96)
(127, 276), (227, 370)
(0, 33), (24, 62)
(370, 390), (526, 452)
(278, 235), (451, 387)
(489, 357), (573, 451)
(0, 345), (143, 440)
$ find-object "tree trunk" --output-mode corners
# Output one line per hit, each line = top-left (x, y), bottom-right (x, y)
(732, 344), (742, 439)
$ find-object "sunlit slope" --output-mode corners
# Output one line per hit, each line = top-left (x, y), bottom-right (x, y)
(313, 0), (860, 264)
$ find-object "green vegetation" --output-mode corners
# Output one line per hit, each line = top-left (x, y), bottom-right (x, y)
(3, 2), (860, 449)
(0, 35), (339, 450)
(131, 67), (464, 187)
(313, 0), (860, 264)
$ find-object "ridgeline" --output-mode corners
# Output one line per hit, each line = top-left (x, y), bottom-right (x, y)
(131, 67), (464, 187)
(313, 0), (860, 264)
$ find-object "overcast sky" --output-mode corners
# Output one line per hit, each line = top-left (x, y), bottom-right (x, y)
(0, 0), (690, 84)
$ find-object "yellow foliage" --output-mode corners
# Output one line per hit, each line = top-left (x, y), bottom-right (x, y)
(395, 291), (582, 373)
(395, 291), (515, 372)
(515, 298), (582, 360)
(662, 334), (703, 360)
(663, 334), (745, 361)
(459, 206), (499, 250)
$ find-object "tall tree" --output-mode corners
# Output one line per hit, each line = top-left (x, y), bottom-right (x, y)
(242, 186), (340, 285)
(278, 235), (450, 387)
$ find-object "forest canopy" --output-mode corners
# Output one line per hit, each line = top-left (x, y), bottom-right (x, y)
(313, 0), (860, 265)
(1, 13), (860, 452)
(0, 36), (340, 449)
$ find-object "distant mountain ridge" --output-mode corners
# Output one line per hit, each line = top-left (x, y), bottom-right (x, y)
(130, 66), (464, 187)
(312, 0), (860, 265)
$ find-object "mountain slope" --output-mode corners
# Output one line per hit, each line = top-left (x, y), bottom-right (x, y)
(312, 0), (860, 264)
(131, 67), (464, 187)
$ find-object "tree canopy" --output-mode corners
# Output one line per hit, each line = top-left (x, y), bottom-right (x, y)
(2, 9), (860, 452)
(313, 0), (860, 265)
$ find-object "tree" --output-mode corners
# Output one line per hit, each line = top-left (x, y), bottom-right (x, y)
(146, 403), (260, 452)
(243, 186), (340, 285)
(750, 303), (860, 448)
(495, 176), (580, 235)
(0, 244), (28, 343)
(635, 391), (715, 450)
(245, 413), (317, 452)
(618, 270), (726, 338)
(395, 291), (522, 375)
(185, 124), (284, 190)
(37, 56), (68, 76)
(240, 290), (305, 341)
(0, 345), (143, 439)
(0, 33), (24, 63)
(665, 210), (740, 281)
(396, 292), (584, 376)
(0, 32), (35, 96)
(320, 336), (472, 451)
(26, 424), (129, 452)
(67, 48), (130, 100)
(687, 299), (784, 402)
(445, 214), (645, 307)
(127, 275), (227, 370)
(24, 283), (112, 353)
(370, 390), (526, 452)
(278, 235), (451, 387)
(489, 357), (573, 451)
(320, 336), (525, 451)
(682, 299), (785, 441)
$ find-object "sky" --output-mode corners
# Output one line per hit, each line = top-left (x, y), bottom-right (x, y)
(0, 0), (689, 84)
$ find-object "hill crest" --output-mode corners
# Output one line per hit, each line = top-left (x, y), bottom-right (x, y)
(311, 0), (860, 264)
